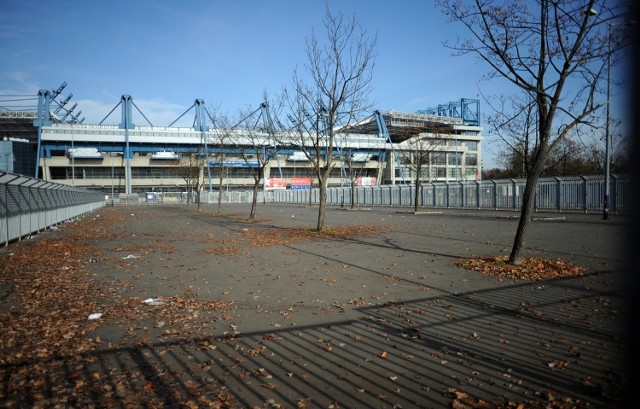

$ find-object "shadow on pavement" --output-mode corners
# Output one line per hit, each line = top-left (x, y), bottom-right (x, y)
(1, 271), (625, 408)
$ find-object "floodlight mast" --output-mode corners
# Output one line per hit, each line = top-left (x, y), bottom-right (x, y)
(194, 99), (211, 192)
(119, 95), (135, 194)
(33, 90), (53, 178)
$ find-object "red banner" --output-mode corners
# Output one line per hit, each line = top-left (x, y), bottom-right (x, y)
(290, 177), (312, 186)
(264, 178), (287, 190)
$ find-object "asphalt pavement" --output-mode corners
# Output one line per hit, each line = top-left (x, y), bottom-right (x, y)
(1, 203), (632, 408)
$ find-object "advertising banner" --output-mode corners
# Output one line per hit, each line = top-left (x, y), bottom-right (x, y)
(291, 177), (312, 190)
(356, 177), (377, 186)
(208, 161), (258, 167)
(264, 177), (287, 190)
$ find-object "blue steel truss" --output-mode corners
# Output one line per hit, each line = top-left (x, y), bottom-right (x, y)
(417, 98), (480, 126)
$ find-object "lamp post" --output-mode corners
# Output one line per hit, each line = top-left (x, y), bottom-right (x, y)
(588, 8), (612, 220)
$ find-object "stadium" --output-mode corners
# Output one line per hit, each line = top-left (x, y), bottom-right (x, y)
(1, 87), (483, 199)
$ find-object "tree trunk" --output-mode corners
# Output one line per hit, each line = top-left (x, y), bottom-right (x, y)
(250, 179), (259, 219)
(414, 179), (421, 213)
(316, 179), (327, 231)
(217, 190), (222, 214)
(350, 180), (355, 209)
(217, 173), (224, 215)
(509, 153), (545, 263)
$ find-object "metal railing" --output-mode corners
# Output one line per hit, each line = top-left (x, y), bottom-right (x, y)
(270, 175), (632, 213)
(1, 172), (106, 246)
(107, 190), (260, 206)
(99, 175), (631, 215)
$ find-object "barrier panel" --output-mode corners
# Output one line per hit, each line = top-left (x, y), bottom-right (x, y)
(0, 172), (105, 246)
(90, 174), (631, 216)
(271, 175), (631, 214)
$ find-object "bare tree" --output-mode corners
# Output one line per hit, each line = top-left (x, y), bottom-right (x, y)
(437, 0), (629, 264)
(208, 113), (234, 215)
(339, 149), (370, 210)
(280, 5), (376, 231)
(235, 102), (279, 220)
(486, 95), (538, 179)
(215, 148), (227, 213)
(395, 130), (447, 213)
(177, 153), (205, 210)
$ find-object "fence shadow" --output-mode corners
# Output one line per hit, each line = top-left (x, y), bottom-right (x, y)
(1, 272), (626, 408)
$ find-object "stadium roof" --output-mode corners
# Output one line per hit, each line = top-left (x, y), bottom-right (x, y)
(0, 111), (39, 141)
(339, 110), (461, 143)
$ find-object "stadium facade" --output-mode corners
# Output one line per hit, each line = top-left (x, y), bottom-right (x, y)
(1, 94), (484, 195)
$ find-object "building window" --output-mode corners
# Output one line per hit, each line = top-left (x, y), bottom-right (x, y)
(465, 153), (478, 166)
(431, 152), (446, 166)
(394, 168), (405, 178)
(132, 167), (180, 179)
(210, 167), (257, 178)
(50, 166), (67, 180)
(448, 152), (462, 166)
(465, 168), (478, 179)
(464, 141), (478, 151)
(277, 167), (315, 178)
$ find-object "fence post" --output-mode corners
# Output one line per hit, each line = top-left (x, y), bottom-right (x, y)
(581, 176), (588, 213)
(611, 174), (618, 214)
(445, 182), (450, 208)
(392, 185), (396, 206)
(29, 185), (35, 235)
(383, 185), (387, 206)
(3, 183), (8, 247)
(555, 176), (562, 212)
(431, 183), (436, 208)
(475, 180), (481, 210)
(460, 181), (465, 208)
(492, 180), (498, 210)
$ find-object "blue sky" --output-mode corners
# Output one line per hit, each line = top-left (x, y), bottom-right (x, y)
(0, 1), (495, 117)
(0, 0), (630, 168)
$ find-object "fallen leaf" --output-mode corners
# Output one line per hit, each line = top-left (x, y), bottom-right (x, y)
(454, 390), (468, 399)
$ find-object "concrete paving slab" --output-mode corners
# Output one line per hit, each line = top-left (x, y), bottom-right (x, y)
(0, 203), (630, 408)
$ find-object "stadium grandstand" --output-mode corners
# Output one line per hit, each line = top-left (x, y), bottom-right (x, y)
(1, 85), (483, 196)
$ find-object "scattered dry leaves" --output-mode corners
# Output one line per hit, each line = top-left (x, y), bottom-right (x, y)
(242, 225), (385, 247)
(0, 207), (236, 408)
(456, 256), (586, 280)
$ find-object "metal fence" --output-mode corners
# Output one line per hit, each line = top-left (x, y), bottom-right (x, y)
(108, 190), (260, 206)
(100, 174), (631, 214)
(1, 172), (106, 246)
(270, 175), (632, 213)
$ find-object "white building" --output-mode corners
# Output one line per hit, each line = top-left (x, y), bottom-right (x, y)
(2, 102), (483, 193)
